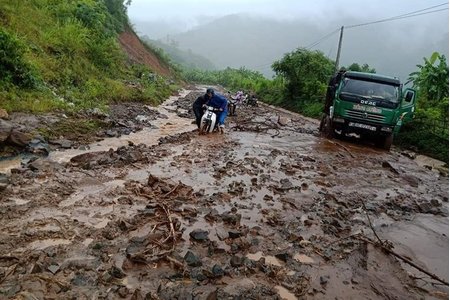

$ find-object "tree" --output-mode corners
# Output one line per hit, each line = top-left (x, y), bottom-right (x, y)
(347, 63), (376, 73)
(271, 48), (334, 108)
(407, 52), (449, 104)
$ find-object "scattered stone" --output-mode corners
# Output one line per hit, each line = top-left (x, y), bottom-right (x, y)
(212, 265), (224, 278)
(215, 228), (229, 241)
(230, 256), (243, 267)
(7, 129), (32, 147)
(275, 252), (290, 262)
(51, 139), (73, 149)
(117, 286), (129, 298)
(320, 276), (329, 285)
(382, 161), (400, 174)
(417, 201), (433, 213)
(221, 212), (241, 225)
(27, 139), (50, 155)
(189, 229), (209, 242)
(277, 116), (290, 126)
(0, 173), (9, 191)
(228, 230), (243, 239)
(110, 266), (126, 279)
(430, 199), (441, 207)
(0, 119), (13, 142)
(401, 174), (420, 187)
(30, 263), (43, 274)
(71, 273), (96, 286)
(184, 251), (202, 267)
(47, 264), (60, 275)
(0, 108), (9, 119)
(294, 254), (315, 264)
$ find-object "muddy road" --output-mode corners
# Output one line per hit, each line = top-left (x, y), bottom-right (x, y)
(0, 87), (448, 299)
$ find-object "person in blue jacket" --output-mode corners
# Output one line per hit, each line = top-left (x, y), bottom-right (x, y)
(204, 88), (228, 133)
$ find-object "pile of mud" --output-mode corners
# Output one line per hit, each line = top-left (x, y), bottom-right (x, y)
(0, 90), (448, 299)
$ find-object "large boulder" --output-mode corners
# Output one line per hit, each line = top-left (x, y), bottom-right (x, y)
(0, 173), (9, 191)
(0, 109), (9, 120)
(0, 119), (13, 142)
(7, 129), (33, 147)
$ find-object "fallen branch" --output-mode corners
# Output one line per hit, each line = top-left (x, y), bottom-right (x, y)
(162, 182), (180, 198)
(157, 202), (177, 248)
(324, 231), (362, 247)
(359, 235), (449, 286)
(0, 263), (17, 284)
(166, 256), (184, 269)
(360, 200), (385, 246)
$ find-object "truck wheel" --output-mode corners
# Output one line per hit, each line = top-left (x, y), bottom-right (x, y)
(320, 114), (334, 139)
(382, 134), (394, 151)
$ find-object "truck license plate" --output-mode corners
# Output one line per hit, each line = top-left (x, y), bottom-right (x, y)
(348, 122), (376, 131)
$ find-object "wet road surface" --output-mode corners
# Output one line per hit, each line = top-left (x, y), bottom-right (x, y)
(0, 87), (448, 299)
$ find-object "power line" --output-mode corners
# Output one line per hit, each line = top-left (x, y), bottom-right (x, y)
(246, 3), (448, 71)
(247, 28), (341, 69)
(346, 3), (448, 28)
(305, 28), (341, 50)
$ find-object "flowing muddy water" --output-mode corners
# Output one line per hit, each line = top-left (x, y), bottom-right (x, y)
(0, 88), (448, 299)
(49, 89), (196, 164)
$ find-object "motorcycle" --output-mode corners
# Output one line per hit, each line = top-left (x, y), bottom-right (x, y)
(228, 98), (237, 116)
(246, 95), (258, 107)
(199, 106), (220, 134)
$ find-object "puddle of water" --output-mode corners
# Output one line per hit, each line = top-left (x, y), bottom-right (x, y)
(0, 156), (22, 174)
(275, 285), (297, 300)
(28, 238), (71, 250)
(246, 251), (282, 266)
(380, 213), (449, 282)
(49, 90), (195, 164)
(59, 180), (125, 207)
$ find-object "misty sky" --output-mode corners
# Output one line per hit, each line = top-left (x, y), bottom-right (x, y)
(127, 1), (449, 81)
(129, 0), (448, 28)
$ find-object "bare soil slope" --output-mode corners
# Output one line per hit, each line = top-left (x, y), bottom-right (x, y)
(119, 29), (171, 77)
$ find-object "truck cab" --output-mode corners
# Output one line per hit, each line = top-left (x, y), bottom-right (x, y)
(320, 71), (416, 150)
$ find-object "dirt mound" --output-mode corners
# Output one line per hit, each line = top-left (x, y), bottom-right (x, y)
(119, 29), (171, 77)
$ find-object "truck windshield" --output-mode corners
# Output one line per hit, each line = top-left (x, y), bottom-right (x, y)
(339, 78), (400, 105)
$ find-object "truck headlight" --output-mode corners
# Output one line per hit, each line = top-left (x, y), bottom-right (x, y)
(381, 127), (393, 132)
(333, 117), (345, 123)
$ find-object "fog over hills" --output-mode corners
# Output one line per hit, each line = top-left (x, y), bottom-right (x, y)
(132, 11), (448, 81)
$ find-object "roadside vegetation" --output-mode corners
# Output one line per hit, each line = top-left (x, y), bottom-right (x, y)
(183, 48), (448, 162)
(0, 0), (180, 114)
(396, 52), (449, 162)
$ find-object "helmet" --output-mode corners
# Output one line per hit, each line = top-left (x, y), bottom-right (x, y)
(206, 88), (215, 95)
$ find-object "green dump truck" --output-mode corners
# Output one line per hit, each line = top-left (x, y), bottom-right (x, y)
(319, 71), (416, 150)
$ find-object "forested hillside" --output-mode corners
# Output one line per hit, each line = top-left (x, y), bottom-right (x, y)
(0, 0), (180, 113)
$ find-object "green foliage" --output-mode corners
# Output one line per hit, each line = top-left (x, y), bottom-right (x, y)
(395, 110), (448, 163)
(0, 0), (177, 113)
(397, 52), (449, 162)
(271, 48), (334, 115)
(408, 52), (449, 104)
(0, 28), (40, 88)
(103, 0), (131, 33)
(346, 62), (376, 73)
(272, 48), (333, 99)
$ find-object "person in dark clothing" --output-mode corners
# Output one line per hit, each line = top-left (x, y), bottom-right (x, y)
(204, 88), (228, 133)
(192, 94), (208, 129)
(324, 67), (346, 114)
